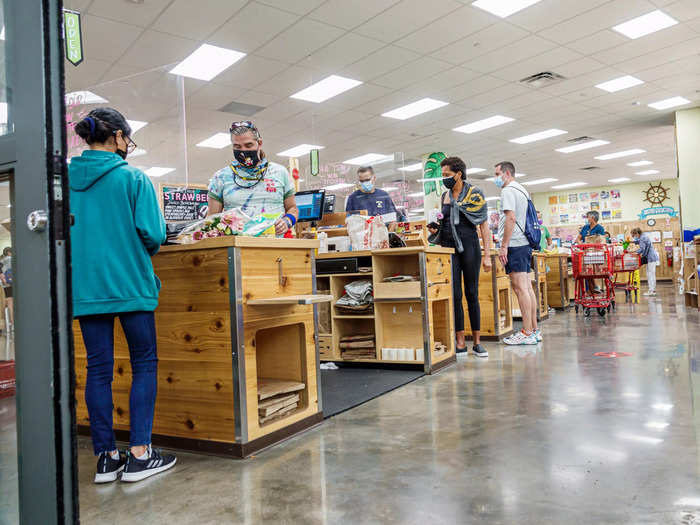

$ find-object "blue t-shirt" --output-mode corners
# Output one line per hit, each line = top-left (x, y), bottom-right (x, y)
(345, 188), (401, 220)
(579, 223), (605, 239)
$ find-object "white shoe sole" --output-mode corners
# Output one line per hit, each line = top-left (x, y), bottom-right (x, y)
(94, 465), (124, 484)
(121, 458), (177, 483)
(504, 339), (538, 346)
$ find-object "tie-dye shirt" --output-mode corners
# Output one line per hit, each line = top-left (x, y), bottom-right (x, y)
(208, 161), (294, 217)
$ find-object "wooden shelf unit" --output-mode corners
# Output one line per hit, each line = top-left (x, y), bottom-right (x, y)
(545, 254), (571, 309)
(464, 251), (514, 340)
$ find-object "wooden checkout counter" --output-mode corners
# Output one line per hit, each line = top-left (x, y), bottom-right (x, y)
(74, 237), (331, 458)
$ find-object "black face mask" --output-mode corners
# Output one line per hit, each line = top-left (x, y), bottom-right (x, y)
(115, 148), (127, 160)
(234, 149), (260, 168)
(442, 176), (457, 190)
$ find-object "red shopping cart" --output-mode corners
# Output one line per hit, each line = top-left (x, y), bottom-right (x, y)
(613, 251), (641, 304)
(572, 243), (614, 317)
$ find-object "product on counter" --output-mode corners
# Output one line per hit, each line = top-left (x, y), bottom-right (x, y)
(339, 334), (375, 360)
(176, 208), (281, 243)
(335, 280), (374, 314)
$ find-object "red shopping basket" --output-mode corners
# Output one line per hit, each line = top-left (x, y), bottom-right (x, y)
(613, 252), (641, 273)
(572, 244), (613, 278)
(0, 360), (15, 399)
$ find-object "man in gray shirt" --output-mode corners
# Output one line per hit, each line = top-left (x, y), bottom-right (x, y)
(494, 161), (539, 346)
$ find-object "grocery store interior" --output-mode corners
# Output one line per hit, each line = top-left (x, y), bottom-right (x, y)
(2, 0), (700, 523)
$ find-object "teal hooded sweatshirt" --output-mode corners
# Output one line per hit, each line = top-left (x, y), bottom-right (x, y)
(69, 150), (166, 317)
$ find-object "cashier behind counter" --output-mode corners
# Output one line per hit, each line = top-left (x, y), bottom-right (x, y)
(345, 166), (403, 230)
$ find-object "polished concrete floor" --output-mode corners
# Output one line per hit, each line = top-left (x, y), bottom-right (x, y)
(3, 283), (700, 524)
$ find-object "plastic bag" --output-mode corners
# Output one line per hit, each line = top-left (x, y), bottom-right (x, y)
(346, 215), (390, 250)
(175, 208), (281, 244)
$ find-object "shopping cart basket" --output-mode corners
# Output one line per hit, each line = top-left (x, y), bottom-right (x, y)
(613, 251), (641, 304)
(571, 243), (614, 317)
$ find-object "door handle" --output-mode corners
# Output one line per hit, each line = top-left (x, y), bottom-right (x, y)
(27, 210), (48, 232)
(277, 257), (288, 287)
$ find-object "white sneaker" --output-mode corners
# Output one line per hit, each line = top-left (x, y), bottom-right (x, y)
(534, 329), (543, 342)
(643, 291), (656, 297)
(504, 331), (538, 346)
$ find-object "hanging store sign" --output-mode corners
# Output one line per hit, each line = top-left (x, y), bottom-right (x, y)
(161, 185), (209, 222)
(310, 149), (320, 176)
(638, 206), (678, 219)
(63, 9), (84, 67)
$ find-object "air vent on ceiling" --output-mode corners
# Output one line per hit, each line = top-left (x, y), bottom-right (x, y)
(567, 136), (597, 143)
(579, 166), (601, 171)
(519, 71), (566, 88)
(219, 101), (266, 116)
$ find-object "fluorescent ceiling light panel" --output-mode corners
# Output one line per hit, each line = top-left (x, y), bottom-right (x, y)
(169, 44), (246, 81)
(648, 96), (690, 110)
(608, 177), (631, 183)
(645, 421), (669, 430)
(399, 163), (423, 172)
(551, 182), (587, 189)
(522, 178), (558, 186)
(652, 403), (674, 411)
(381, 186), (398, 192)
(485, 196), (500, 201)
(382, 98), (448, 120)
(612, 10), (678, 40)
(291, 75), (362, 103)
(595, 75), (644, 93)
(471, 0), (544, 18)
(627, 160), (653, 167)
(453, 115), (514, 134)
(514, 173), (526, 178)
(635, 170), (660, 175)
(556, 140), (610, 153)
(615, 432), (663, 445)
(277, 144), (324, 158)
(410, 208), (424, 213)
(343, 153), (392, 165)
(0, 26), (5, 41)
(324, 183), (354, 191)
(144, 167), (175, 178)
(466, 168), (486, 174)
(197, 133), (231, 149)
(675, 498), (700, 507)
(595, 148), (646, 160)
(127, 120), (148, 134)
(510, 128), (567, 144)
(407, 192), (424, 198)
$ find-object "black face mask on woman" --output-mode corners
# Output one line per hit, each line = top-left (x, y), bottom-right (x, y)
(442, 176), (457, 190)
(115, 148), (127, 160)
(234, 148), (260, 168)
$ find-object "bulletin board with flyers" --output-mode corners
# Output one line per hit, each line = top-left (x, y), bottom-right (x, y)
(547, 189), (623, 226)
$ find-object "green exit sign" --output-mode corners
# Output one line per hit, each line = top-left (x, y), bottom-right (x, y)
(63, 9), (83, 66)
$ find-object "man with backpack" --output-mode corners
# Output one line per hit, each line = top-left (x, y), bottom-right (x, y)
(493, 161), (541, 346)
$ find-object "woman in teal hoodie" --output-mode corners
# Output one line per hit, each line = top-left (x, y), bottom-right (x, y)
(70, 107), (175, 484)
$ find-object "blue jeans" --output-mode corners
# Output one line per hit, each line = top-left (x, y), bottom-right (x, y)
(79, 311), (158, 455)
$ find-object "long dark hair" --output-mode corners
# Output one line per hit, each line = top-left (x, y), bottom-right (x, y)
(74, 107), (132, 145)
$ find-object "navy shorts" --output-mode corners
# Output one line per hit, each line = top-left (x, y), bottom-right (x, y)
(506, 245), (532, 274)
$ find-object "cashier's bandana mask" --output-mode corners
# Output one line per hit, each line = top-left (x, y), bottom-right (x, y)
(234, 148), (260, 169)
(442, 177), (457, 190)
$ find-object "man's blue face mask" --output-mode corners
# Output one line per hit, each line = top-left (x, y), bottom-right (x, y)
(360, 181), (374, 192)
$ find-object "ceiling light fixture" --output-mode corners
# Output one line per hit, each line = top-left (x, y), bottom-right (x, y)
(291, 75), (363, 103)
(612, 10), (678, 40)
(485, 196), (500, 201)
(615, 432), (663, 445)
(551, 182), (587, 189)
(595, 75), (644, 93)
(407, 192), (424, 198)
(398, 163), (423, 172)
(196, 133), (231, 149)
(635, 169), (660, 175)
(648, 96), (691, 110)
(627, 160), (653, 167)
(521, 178), (558, 186)
(471, 0), (544, 18)
(453, 115), (514, 134)
(645, 421), (669, 430)
(169, 44), (246, 81)
(127, 120), (148, 134)
(467, 168), (486, 174)
(675, 498), (700, 507)
(556, 140), (610, 153)
(343, 153), (393, 165)
(595, 148), (646, 160)
(381, 186), (398, 192)
(144, 167), (175, 178)
(651, 403), (674, 411)
(382, 98), (448, 120)
(510, 128), (567, 144)
(410, 208), (424, 213)
(608, 177), (631, 183)
(277, 144), (324, 158)
(324, 183), (355, 191)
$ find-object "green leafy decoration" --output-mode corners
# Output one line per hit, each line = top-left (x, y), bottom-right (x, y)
(423, 152), (446, 196)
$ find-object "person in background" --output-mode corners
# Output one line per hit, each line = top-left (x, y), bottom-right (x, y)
(604, 231), (612, 243)
(0, 247), (13, 330)
(537, 211), (552, 251)
(345, 166), (402, 230)
(631, 227), (659, 296)
(428, 156), (492, 357)
(207, 120), (298, 237)
(576, 211), (605, 242)
(70, 107), (175, 484)
(494, 161), (540, 346)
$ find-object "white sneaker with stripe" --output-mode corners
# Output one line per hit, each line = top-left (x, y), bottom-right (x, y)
(121, 446), (177, 483)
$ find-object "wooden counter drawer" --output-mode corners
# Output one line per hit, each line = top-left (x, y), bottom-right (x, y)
(426, 254), (450, 284)
(374, 281), (422, 299)
(427, 280), (451, 300)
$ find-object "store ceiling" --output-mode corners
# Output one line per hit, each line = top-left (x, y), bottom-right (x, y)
(64, 0), (700, 200)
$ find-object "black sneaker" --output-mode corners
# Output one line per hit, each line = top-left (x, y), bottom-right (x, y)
(95, 451), (126, 484)
(456, 346), (468, 354)
(472, 344), (488, 358)
(121, 447), (177, 483)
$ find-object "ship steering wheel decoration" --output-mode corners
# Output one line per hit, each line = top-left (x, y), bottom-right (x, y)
(643, 182), (670, 207)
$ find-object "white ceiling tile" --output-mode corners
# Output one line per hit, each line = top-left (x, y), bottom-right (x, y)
(614, 36), (700, 73)
(372, 56), (451, 89)
(63, 0), (92, 10)
(592, 24), (698, 66)
(308, 0), (400, 29)
(118, 30), (198, 71)
(566, 30), (629, 56)
(663, 0), (700, 21)
(65, 58), (113, 92)
(253, 65), (322, 96)
(507, 0), (611, 33)
(404, 68), (482, 98)
(321, 83), (393, 112)
(538, 0), (657, 44)
(491, 47), (585, 82)
(151, 0), (247, 40)
(463, 35), (557, 74)
(88, 0), (173, 27)
(553, 56), (608, 80)
(353, 0), (463, 43)
(465, 83), (535, 109)
(257, 0), (326, 15)
(186, 83), (247, 110)
(255, 19), (345, 63)
(235, 90), (286, 108)
(637, 55), (700, 81)
(435, 22), (530, 66)
(214, 55), (291, 90)
(208, 3), (300, 54)
(394, 6), (497, 54)
(303, 33), (386, 73)
(81, 15), (143, 63)
(341, 45), (420, 82)
(444, 75), (509, 106)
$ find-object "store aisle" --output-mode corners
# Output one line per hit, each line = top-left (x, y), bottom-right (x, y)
(67, 285), (700, 522)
